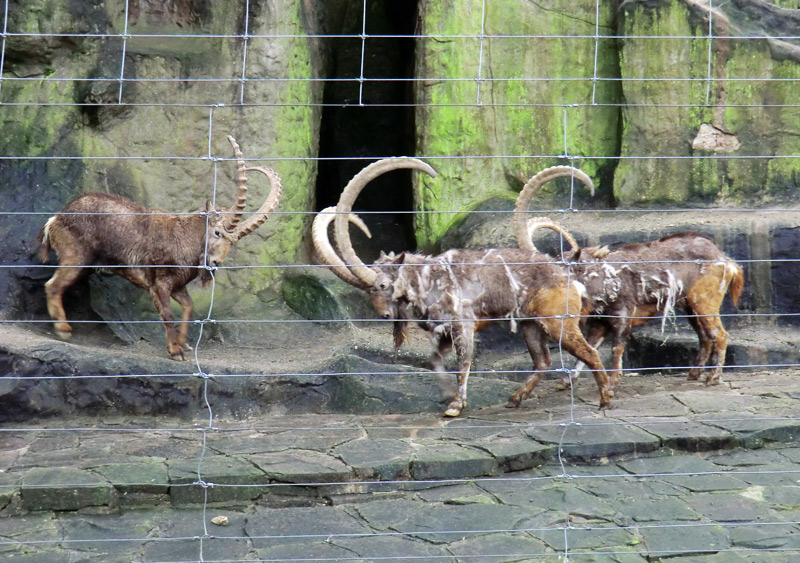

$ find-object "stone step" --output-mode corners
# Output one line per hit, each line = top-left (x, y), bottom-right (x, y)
(2, 320), (799, 422)
(1, 367), (799, 514)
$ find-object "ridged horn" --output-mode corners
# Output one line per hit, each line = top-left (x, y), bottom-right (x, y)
(513, 166), (594, 252)
(334, 158), (436, 286)
(225, 135), (249, 232)
(526, 217), (580, 253)
(312, 207), (373, 289)
(232, 166), (283, 241)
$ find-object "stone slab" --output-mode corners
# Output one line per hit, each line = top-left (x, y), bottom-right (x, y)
(526, 422), (661, 461)
(632, 420), (738, 451)
(410, 443), (499, 480)
(20, 467), (113, 512)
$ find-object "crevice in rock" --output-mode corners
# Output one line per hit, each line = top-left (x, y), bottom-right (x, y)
(314, 0), (419, 261)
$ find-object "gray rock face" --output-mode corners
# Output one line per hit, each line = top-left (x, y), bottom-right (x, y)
(4, 0), (323, 347)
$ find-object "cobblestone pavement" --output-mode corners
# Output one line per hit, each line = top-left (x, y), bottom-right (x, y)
(1, 368), (799, 562)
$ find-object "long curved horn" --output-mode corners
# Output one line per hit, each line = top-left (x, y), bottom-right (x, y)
(312, 207), (372, 288)
(526, 217), (580, 253)
(232, 165), (283, 241)
(334, 158), (436, 286)
(514, 166), (594, 252)
(225, 135), (249, 231)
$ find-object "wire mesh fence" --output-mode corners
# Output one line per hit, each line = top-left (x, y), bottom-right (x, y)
(1, 0), (800, 561)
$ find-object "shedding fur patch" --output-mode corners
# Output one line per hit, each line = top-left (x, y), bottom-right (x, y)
(659, 270), (683, 333)
(42, 217), (55, 240)
(572, 280), (587, 299)
(720, 261), (736, 292)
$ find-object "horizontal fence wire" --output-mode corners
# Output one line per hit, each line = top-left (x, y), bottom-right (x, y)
(2, 0), (800, 561)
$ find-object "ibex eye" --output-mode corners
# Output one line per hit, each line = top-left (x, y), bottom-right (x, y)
(213, 230), (221, 238)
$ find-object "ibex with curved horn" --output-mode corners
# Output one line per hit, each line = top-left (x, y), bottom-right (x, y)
(37, 136), (282, 360)
(515, 168), (743, 391)
(314, 159), (613, 417)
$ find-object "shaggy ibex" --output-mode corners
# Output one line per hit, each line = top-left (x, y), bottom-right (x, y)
(314, 158), (613, 417)
(514, 171), (744, 390)
(37, 136), (282, 360)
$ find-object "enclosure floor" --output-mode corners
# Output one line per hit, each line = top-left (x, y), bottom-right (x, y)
(1, 365), (799, 560)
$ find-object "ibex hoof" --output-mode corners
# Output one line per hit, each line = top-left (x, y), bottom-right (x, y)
(169, 350), (187, 362)
(181, 343), (194, 354)
(555, 378), (572, 391)
(506, 394), (523, 408)
(687, 370), (702, 381)
(705, 375), (722, 386)
(598, 400), (611, 410)
(444, 400), (464, 417)
(54, 329), (72, 341)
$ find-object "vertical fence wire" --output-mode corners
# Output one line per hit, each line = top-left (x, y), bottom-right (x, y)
(475, 0), (487, 105)
(357, 0), (368, 106)
(239, 0), (251, 104)
(705, 0), (714, 106)
(0, 0), (8, 101)
(590, 0), (600, 105)
(117, 0), (130, 104)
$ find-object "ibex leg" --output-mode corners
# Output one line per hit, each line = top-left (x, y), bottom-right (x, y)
(524, 285), (612, 408)
(44, 263), (86, 339)
(556, 319), (612, 409)
(430, 333), (453, 373)
(507, 321), (551, 407)
(557, 322), (606, 390)
(694, 314), (728, 386)
(687, 270), (730, 385)
(443, 322), (475, 417)
(686, 314), (713, 381)
(538, 315), (612, 409)
(171, 286), (195, 354)
(149, 284), (184, 361)
(430, 332), (456, 403)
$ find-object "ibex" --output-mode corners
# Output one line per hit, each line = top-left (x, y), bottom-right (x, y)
(314, 158), (612, 417)
(514, 170), (744, 392)
(37, 136), (282, 360)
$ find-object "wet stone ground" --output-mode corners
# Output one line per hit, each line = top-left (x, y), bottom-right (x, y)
(0, 443), (799, 561)
(1, 366), (799, 561)
(1, 320), (799, 561)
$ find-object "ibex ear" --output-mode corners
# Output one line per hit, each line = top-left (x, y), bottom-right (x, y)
(378, 251), (388, 260)
(392, 252), (406, 265)
(204, 199), (222, 225)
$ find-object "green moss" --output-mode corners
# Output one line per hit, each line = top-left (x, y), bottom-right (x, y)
(230, 4), (319, 293)
(617, 0), (800, 205)
(415, 0), (619, 248)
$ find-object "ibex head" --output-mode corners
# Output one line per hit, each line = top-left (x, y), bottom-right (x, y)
(312, 157), (436, 326)
(369, 250), (406, 320)
(200, 136), (283, 284)
(330, 157), (435, 302)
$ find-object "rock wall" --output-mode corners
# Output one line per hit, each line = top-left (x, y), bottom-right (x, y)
(616, 0), (800, 206)
(413, 0), (621, 248)
(2, 0), (798, 339)
(415, 0), (800, 246)
(2, 0), (323, 344)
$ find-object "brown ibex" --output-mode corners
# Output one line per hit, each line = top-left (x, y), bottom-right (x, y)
(514, 172), (744, 390)
(314, 158), (612, 417)
(37, 136), (282, 360)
